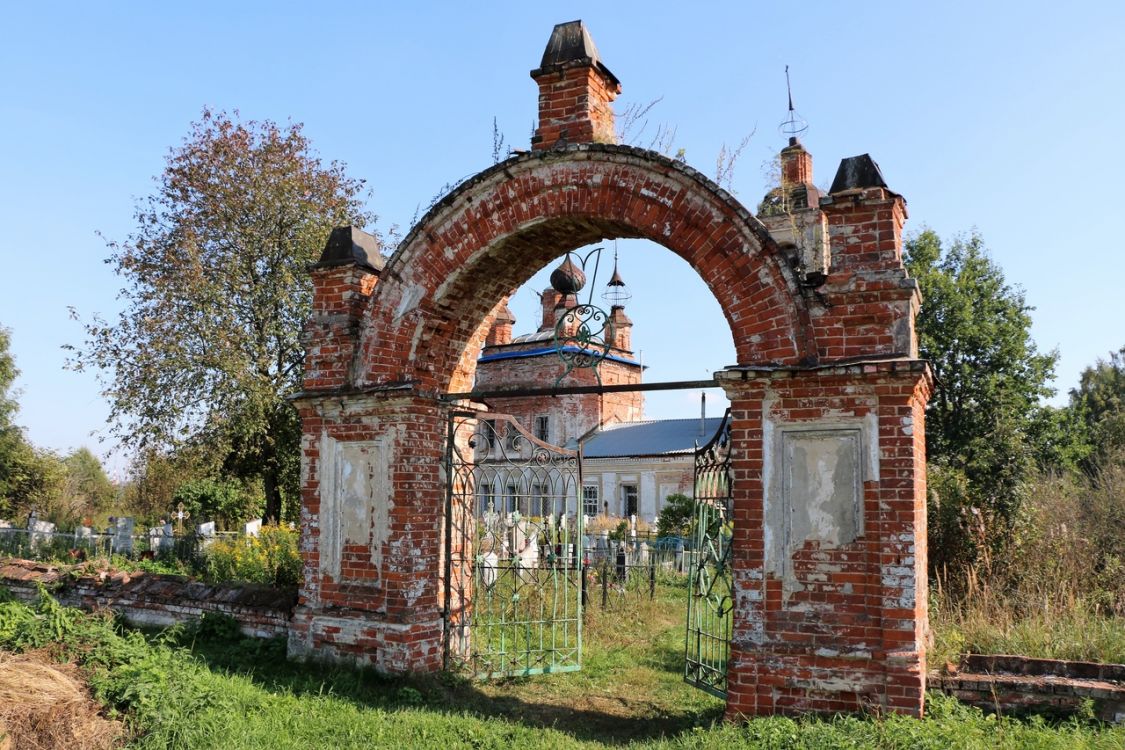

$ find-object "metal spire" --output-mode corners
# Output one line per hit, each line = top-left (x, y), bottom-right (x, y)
(602, 247), (631, 308)
(779, 65), (809, 143)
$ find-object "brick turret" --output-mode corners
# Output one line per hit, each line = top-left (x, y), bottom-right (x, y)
(609, 306), (632, 351)
(484, 304), (516, 347)
(538, 289), (563, 331)
(821, 154), (909, 272)
(302, 226), (383, 391)
(530, 20), (621, 150)
(760, 140), (830, 285)
(780, 138), (819, 210)
(818, 154), (917, 357)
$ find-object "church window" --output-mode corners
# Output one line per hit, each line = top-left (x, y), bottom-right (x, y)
(623, 484), (639, 517)
(532, 483), (550, 516)
(481, 419), (497, 452)
(478, 485), (495, 515)
(583, 484), (599, 517)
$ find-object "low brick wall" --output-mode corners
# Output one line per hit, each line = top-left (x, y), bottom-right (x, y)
(932, 654), (1125, 724)
(0, 559), (296, 638)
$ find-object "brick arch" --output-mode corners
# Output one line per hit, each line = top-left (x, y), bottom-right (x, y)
(354, 144), (818, 394)
(294, 21), (932, 719)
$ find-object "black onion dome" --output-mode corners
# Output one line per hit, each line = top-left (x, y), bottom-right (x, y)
(550, 256), (587, 295)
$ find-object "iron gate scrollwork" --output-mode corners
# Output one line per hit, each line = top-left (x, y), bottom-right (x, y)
(443, 410), (584, 678)
(685, 408), (734, 698)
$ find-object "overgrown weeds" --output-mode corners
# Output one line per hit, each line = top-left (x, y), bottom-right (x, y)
(9, 523), (302, 588)
(200, 524), (301, 586)
(929, 450), (1125, 666)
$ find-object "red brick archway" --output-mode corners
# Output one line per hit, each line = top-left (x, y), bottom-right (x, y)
(349, 144), (816, 396)
(289, 20), (932, 720)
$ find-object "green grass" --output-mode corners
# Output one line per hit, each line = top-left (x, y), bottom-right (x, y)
(931, 595), (1125, 668)
(1, 584), (1124, 749)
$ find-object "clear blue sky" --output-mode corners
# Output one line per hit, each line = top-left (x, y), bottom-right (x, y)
(2, 1), (1122, 477)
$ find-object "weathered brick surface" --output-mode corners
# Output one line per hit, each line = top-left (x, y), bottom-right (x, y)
(532, 65), (619, 150)
(934, 655), (1125, 724)
(718, 362), (930, 717)
(0, 560), (295, 637)
(287, 392), (449, 673)
(303, 265), (380, 392)
(350, 145), (821, 396)
(294, 22), (931, 717)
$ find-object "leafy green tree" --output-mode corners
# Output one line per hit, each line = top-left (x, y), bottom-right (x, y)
(0, 327), (67, 521)
(1070, 346), (1125, 468)
(0, 327), (16, 433)
(1025, 403), (1091, 475)
(3, 446), (67, 524)
(116, 446), (209, 524)
(61, 447), (115, 516)
(656, 493), (694, 538)
(905, 230), (1059, 570)
(173, 477), (262, 530)
(68, 110), (373, 521)
(0, 326), (23, 513)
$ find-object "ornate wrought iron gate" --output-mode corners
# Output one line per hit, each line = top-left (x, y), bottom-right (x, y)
(684, 409), (734, 698)
(443, 410), (584, 678)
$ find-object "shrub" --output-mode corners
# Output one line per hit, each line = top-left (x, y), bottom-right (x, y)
(202, 524), (300, 586)
(173, 477), (263, 530)
(190, 612), (242, 642)
(656, 493), (694, 539)
(931, 448), (1125, 665)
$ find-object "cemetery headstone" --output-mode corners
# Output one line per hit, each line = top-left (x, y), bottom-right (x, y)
(112, 516), (135, 554)
(479, 549), (499, 588)
(517, 526), (539, 568)
(148, 526), (163, 554)
(197, 521), (216, 549)
(28, 517), (56, 549)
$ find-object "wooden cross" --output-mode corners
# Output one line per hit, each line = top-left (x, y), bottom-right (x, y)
(175, 502), (190, 533)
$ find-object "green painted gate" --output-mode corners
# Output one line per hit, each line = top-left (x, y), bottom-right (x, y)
(443, 411), (584, 678)
(684, 409), (734, 698)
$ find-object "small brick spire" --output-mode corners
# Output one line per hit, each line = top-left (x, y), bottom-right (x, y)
(530, 20), (621, 150)
(779, 138), (819, 210)
(538, 288), (563, 331)
(485, 304), (516, 347)
(303, 226), (383, 391)
(609, 306), (633, 350)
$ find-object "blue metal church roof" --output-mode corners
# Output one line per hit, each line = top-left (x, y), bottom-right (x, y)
(582, 417), (725, 458)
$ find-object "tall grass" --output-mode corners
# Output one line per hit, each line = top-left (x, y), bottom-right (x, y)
(930, 461), (1125, 666)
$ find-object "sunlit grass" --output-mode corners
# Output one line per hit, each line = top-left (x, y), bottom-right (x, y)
(1, 585), (1123, 748)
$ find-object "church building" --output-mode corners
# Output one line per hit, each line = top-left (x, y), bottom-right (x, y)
(474, 255), (718, 525)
